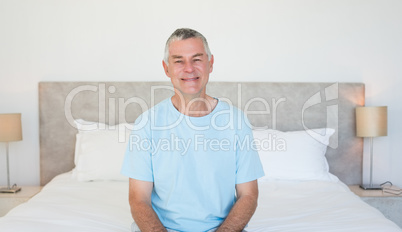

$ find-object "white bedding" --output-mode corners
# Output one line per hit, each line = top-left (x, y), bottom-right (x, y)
(0, 172), (132, 232)
(248, 180), (401, 231)
(0, 172), (400, 232)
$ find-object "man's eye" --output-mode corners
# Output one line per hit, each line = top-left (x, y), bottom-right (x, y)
(175, 60), (183, 63)
(194, 59), (201, 62)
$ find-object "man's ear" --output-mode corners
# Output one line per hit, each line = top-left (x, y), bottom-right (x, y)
(209, 55), (214, 73)
(162, 60), (170, 77)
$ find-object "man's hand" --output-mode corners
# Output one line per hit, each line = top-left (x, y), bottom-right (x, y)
(217, 180), (259, 232)
(129, 178), (167, 232)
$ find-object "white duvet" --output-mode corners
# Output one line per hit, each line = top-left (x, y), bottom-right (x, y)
(0, 173), (400, 232)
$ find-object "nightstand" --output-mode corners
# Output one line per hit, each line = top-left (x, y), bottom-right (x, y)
(349, 185), (402, 228)
(0, 186), (43, 217)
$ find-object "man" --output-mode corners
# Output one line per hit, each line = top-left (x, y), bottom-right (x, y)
(121, 28), (264, 232)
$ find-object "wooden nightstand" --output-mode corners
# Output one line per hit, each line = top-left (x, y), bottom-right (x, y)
(0, 186), (43, 217)
(349, 185), (402, 228)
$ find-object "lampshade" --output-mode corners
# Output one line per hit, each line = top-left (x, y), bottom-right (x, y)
(0, 113), (23, 142)
(356, 106), (387, 137)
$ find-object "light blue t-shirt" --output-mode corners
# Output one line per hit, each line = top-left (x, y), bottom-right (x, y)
(121, 98), (264, 232)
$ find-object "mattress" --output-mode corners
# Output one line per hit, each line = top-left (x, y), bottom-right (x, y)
(0, 172), (400, 232)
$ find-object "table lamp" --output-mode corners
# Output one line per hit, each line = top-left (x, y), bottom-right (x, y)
(0, 113), (23, 193)
(356, 106), (387, 190)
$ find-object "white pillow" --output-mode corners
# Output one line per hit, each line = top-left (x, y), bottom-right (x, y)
(72, 119), (130, 181)
(253, 128), (338, 182)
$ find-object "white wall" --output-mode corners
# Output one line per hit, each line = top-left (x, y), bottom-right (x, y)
(1, 0), (401, 186)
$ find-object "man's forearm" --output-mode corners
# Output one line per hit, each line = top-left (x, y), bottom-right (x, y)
(217, 194), (258, 232)
(132, 201), (167, 232)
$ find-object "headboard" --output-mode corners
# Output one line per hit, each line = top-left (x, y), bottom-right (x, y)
(39, 82), (364, 186)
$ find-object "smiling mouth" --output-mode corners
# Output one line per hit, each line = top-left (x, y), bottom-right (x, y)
(181, 77), (199, 81)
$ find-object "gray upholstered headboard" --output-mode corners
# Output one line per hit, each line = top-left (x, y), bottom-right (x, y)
(39, 82), (364, 185)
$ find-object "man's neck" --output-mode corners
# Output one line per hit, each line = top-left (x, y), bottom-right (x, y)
(171, 92), (218, 117)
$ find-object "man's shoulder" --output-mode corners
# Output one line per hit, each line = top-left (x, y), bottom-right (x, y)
(132, 98), (171, 126)
(212, 99), (252, 132)
(151, 97), (171, 113)
(216, 99), (247, 118)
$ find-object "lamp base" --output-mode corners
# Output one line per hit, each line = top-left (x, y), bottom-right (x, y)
(0, 186), (21, 193)
(360, 184), (382, 190)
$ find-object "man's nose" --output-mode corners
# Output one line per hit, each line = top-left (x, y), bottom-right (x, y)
(184, 62), (195, 73)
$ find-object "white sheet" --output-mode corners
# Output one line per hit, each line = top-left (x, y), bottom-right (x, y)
(249, 180), (401, 231)
(0, 172), (132, 232)
(1, 173), (400, 232)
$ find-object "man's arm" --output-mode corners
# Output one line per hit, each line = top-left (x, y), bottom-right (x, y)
(217, 180), (259, 232)
(129, 178), (167, 232)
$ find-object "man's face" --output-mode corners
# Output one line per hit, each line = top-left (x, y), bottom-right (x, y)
(163, 38), (214, 98)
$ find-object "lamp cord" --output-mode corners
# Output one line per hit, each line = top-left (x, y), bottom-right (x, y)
(381, 181), (402, 195)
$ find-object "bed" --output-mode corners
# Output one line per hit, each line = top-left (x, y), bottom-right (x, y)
(0, 82), (400, 231)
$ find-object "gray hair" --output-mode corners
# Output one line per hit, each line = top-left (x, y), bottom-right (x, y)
(163, 28), (212, 64)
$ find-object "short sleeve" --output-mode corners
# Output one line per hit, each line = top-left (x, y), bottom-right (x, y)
(235, 113), (265, 184)
(121, 113), (154, 182)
